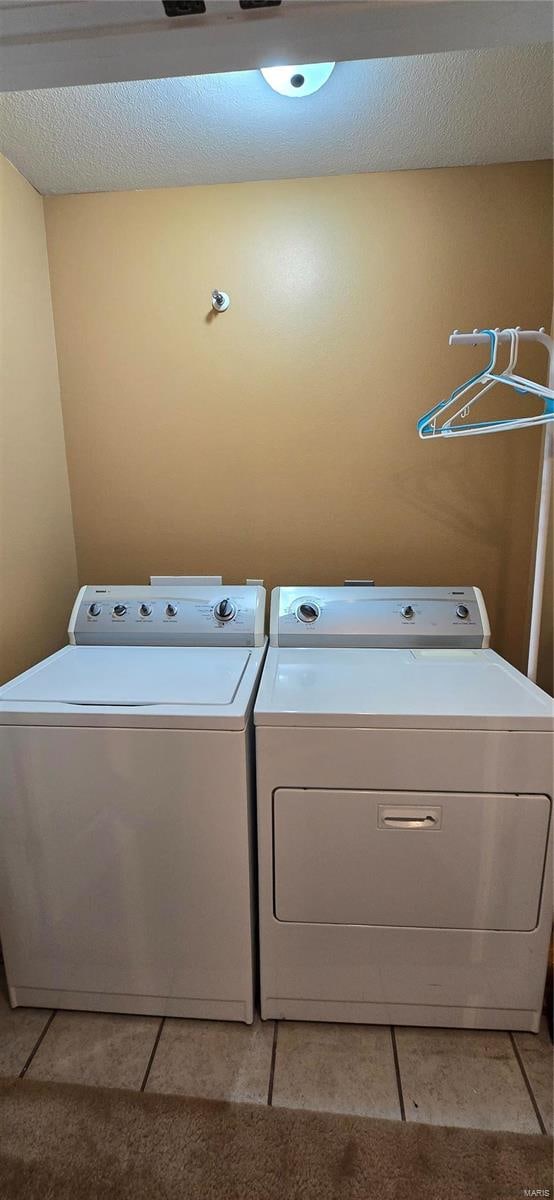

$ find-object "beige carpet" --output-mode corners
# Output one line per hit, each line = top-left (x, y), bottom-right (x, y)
(0, 1077), (551, 1200)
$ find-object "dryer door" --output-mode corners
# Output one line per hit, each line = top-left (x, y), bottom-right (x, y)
(273, 789), (550, 932)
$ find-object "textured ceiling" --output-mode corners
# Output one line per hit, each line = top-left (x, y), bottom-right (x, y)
(0, 44), (551, 196)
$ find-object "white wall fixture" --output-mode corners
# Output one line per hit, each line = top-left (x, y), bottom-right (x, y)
(260, 62), (335, 97)
(211, 289), (230, 312)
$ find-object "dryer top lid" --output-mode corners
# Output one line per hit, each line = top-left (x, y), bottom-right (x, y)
(254, 646), (554, 731)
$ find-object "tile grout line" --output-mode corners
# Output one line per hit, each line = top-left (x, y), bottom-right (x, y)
(267, 1021), (278, 1106)
(140, 1017), (165, 1093)
(390, 1027), (406, 1121)
(19, 1010), (57, 1079)
(509, 1031), (547, 1135)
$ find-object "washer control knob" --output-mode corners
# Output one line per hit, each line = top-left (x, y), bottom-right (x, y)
(113, 603), (127, 617)
(214, 598), (236, 622)
(456, 604), (469, 620)
(88, 603), (101, 617)
(401, 605), (414, 619)
(166, 603), (178, 618)
(297, 602), (320, 623)
(140, 603), (153, 618)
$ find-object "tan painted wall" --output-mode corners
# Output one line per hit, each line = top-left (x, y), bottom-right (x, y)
(44, 162), (553, 670)
(0, 155), (78, 683)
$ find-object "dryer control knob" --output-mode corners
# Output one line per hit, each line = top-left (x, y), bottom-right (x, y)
(166, 603), (178, 618)
(456, 604), (469, 619)
(214, 598), (236, 622)
(113, 603), (127, 617)
(88, 603), (101, 617)
(297, 602), (320, 623)
(140, 603), (152, 617)
(401, 605), (414, 619)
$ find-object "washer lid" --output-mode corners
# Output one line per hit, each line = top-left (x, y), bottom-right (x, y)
(254, 647), (554, 731)
(0, 645), (252, 707)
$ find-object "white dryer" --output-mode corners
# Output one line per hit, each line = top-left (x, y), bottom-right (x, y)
(0, 584), (266, 1022)
(254, 586), (553, 1032)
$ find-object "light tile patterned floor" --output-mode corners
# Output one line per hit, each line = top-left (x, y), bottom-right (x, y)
(513, 1019), (553, 1135)
(0, 974), (551, 1134)
(26, 1010), (160, 1090)
(395, 1027), (540, 1133)
(146, 1016), (274, 1103)
(271, 1021), (401, 1120)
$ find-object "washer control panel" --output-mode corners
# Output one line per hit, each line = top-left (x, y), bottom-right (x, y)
(271, 587), (490, 648)
(70, 585), (266, 647)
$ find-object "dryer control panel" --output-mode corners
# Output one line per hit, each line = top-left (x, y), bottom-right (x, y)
(270, 587), (490, 648)
(69, 585), (266, 647)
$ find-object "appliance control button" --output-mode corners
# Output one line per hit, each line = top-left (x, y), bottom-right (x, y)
(401, 605), (414, 619)
(139, 603), (152, 617)
(113, 604), (127, 617)
(88, 603), (101, 617)
(214, 598), (236, 622)
(166, 603), (178, 618)
(456, 604), (469, 619)
(297, 602), (320, 623)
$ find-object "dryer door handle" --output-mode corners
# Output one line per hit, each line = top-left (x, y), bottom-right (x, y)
(378, 806), (442, 830)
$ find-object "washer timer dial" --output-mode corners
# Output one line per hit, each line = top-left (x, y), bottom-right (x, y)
(214, 598), (236, 623)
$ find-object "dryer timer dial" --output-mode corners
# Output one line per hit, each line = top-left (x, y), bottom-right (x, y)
(297, 602), (320, 623)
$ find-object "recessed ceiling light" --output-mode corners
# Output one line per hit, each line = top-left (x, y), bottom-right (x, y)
(260, 63), (335, 98)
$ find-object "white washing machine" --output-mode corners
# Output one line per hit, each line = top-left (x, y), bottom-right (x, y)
(0, 583), (266, 1022)
(255, 586), (553, 1032)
